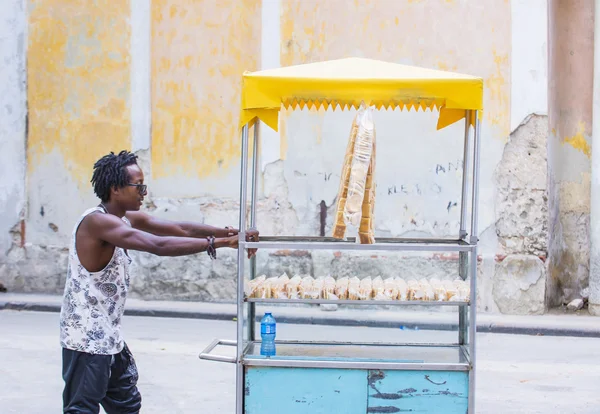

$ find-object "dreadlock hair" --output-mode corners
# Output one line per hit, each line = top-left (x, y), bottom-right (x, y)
(91, 150), (139, 202)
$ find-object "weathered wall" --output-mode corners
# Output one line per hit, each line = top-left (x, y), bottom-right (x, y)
(26, 0), (132, 248)
(0, 0), (27, 261)
(547, 0), (594, 307)
(150, 0), (261, 198)
(0, 0), (555, 315)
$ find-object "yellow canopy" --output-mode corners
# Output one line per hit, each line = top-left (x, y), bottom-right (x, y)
(240, 57), (483, 131)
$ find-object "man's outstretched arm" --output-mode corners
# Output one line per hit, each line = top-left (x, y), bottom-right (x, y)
(126, 211), (237, 238)
(90, 213), (238, 257)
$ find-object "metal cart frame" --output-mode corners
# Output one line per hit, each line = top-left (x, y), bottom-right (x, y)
(200, 59), (482, 414)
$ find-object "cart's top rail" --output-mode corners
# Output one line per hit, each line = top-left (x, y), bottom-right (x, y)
(239, 57), (483, 133)
(242, 236), (475, 252)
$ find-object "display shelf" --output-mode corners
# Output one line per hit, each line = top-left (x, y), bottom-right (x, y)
(242, 236), (474, 252)
(244, 298), (470, 306)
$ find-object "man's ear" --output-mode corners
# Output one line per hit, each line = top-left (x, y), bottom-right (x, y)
(111, 186), (120, 199)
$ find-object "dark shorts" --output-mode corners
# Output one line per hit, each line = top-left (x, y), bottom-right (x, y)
(62, 343), (142, 414)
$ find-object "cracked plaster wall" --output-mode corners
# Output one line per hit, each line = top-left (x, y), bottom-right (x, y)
(492, 115), (548, 314)
(0, 1), (27, 262)
(0, 1), (555, 315)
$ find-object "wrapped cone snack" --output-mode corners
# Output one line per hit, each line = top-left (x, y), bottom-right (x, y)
(335, 276), (350, 300)
(286, 275), (302, 299)
(310, 277), (325, 299)
(323, 276), (337, 299)
(332, 108), (363, 239)
(372, 276), (385, 300)
(344, 105), (375, 228)
(396, 278), (409, 301)
(384, 277), (399, 300)
(358, 276), (373, 300)
(348, 276), (361, 300)
(270, 273), (290, 299)
(245, 275), (266, 298)
(299, 276), (314, 299)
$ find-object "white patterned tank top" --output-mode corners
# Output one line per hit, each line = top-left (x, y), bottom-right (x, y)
(59, 206), (132, 355)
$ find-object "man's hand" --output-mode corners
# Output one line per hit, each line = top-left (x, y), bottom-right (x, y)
(246, 228), (259, 259)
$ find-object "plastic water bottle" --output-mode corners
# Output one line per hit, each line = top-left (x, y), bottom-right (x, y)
(260, 312), (276, 356)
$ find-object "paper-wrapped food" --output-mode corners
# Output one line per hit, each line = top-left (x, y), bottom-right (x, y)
(383, 277), (399, 300)
(344, 106), (375, 228)
(455, 279), (470, 302)
(299, 276), (314, 299)
(332, 109), (362, 240)
(245, 275), (266, 298)
(419, 280), (434, 301)
(443, 280), (458, 301)
(407, 279), (419, 300)
(372, 276), (386, 300)
(335, 277), (350, 300)
(309, 277), (324, 299)
(396, 278), (408, 301)
(358, 276), (373, 300)
(358, 118), (377, 245)
(286, 275), (302, 299)
(430, 278), (447, 302)
(348, 276), (361, 300)
(270, 273), (290, 299)
(323, 276), (337, 299)
(257, 276), (278, 299)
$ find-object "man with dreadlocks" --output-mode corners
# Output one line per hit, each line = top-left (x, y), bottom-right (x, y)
(59, 150), (259, 413)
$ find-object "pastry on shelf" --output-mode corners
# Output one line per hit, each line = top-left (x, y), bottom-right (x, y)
(245, 275), (266, 298)
(372, 276), (385, 300)
(383, 277), (399, 300)
(348, 276), (361, 300)
(286, 275), (302, 299)
(270, 273), (290, 299)
(407, 279), (419, 300)
(310, 277), (325, 299)
(299, 276), (315, 299)
(335, 276), (349, 300)
(396, 277), (409, 301)
(358, 276), (373, 300)
(323, 276), (336, 299)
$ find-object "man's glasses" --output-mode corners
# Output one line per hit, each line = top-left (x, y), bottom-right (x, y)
(127, 183), (147, 194)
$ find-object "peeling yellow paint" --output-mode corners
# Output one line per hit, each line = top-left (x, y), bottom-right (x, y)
(27, 0), (131, 187)
(564, 122), (591, 158)
(484, 50), (510, 138)
(151, 0), (260, 180)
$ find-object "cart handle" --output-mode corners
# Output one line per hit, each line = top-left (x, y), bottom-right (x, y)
(198, 338), (237, 363)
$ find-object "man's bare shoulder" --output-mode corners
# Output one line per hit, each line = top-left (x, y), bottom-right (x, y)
(81, 211), (128, 235)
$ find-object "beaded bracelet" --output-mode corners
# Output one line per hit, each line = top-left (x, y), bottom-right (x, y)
(206, 236), (217, 260)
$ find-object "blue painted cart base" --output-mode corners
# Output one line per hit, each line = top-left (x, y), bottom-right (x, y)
(244, 367), (468, 414)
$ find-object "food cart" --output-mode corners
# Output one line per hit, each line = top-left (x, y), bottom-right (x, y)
(199, 57), (483, 414)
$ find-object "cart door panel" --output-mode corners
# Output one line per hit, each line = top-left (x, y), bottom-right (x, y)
(367, 370), (468, 413)
(244, 367), (368, 414)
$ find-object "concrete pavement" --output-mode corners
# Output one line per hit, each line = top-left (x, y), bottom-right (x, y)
(1, 292), (599, 338)
(0, 310), (599, 413)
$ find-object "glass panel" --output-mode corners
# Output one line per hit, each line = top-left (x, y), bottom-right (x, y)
(245, 342), (468, 364)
